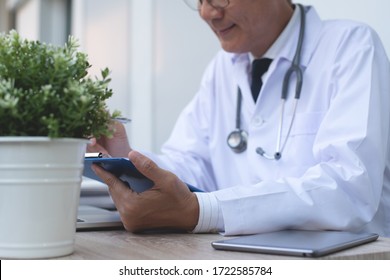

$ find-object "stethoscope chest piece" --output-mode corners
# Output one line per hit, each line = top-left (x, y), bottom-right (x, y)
(227, 129), (248, 153)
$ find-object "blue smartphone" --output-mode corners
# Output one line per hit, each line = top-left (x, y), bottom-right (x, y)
(83, 155), (203, 193)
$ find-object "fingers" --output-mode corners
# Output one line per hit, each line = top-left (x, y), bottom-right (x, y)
(112, 121), (127, 137)
(128, 151), (168, 183)
(91, 151), (199, 233)
(91, 164), (128, 193)
(86, 138), (109, 154)
(86, 138), (97, 152)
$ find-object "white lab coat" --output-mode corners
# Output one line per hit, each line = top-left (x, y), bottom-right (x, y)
(149, 6), (390, 236)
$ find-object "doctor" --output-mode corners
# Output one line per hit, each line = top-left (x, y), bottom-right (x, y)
(90, 0), (390, 236)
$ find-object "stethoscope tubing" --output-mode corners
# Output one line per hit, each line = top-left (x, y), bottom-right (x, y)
(227, 4), (306, 160)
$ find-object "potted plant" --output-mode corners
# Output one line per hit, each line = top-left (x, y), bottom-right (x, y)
(0, 30), (120, 258)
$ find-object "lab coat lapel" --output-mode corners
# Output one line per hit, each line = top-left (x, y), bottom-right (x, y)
(232, 54), (255, 117)
(255, 6), (323, 114)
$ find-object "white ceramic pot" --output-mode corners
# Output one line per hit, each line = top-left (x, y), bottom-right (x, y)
(0, 137), (88, 259)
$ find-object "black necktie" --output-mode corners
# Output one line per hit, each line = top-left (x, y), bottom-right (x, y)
(251, 58), (272, 102)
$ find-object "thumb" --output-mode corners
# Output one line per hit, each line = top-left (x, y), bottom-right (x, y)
(128, 151), (167, 183)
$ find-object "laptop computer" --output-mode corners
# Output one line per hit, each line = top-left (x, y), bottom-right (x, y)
(77, 177), (123, 231)
(211, 230), (379, 257)
(77, 205), (123, 230)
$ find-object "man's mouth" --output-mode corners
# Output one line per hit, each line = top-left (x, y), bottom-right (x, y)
(216, 24), (236, 36)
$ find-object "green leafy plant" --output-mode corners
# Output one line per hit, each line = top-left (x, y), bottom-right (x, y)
(0, 30), (120, 138)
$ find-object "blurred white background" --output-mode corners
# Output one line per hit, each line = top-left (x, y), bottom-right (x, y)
(1, 0), (389, 152)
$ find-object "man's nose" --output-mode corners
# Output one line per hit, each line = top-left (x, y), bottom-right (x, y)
(199, 1), (224, 20)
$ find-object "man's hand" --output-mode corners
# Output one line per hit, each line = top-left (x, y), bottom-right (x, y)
(87, 121), (131, 157)
(91, 151), (200, 232)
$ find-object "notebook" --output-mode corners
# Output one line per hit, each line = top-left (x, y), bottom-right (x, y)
(211, 230), (379, 257)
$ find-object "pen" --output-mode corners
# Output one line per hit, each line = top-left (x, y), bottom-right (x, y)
(112, 117), (132, 124)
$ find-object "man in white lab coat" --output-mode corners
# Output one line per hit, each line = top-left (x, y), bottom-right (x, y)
(89, 0), (390, 236)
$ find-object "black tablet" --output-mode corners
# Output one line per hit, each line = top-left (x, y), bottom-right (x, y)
(83, 156), (203, 193)
(211, 230), (379, 257)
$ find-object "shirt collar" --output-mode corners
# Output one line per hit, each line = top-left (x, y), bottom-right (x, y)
(231, 6), (322, 69)
(233, 5), (301, 64)
(262, 5), (300, 60)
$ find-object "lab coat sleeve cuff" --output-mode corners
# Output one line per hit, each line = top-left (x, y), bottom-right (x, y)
(192, 192), (224, 233)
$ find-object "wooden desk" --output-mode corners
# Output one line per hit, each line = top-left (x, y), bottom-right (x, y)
(61, 230), (390, 260)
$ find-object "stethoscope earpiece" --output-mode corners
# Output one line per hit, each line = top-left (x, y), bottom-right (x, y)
(256, 147), (282, 160)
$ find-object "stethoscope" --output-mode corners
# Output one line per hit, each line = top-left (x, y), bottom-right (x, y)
(227, 4), (305, 160)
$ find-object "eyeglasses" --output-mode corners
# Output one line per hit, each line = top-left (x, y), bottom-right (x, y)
(183, 0), (230, 11)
